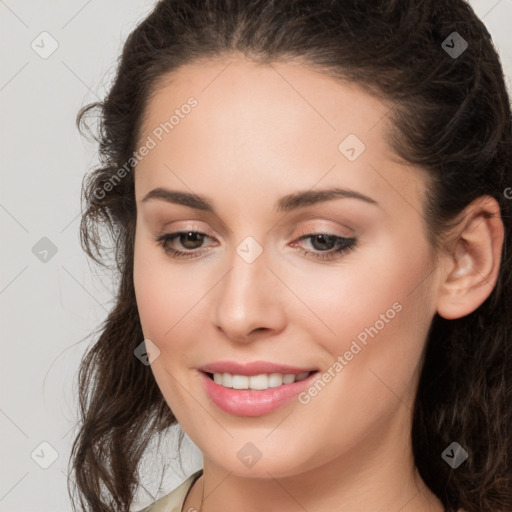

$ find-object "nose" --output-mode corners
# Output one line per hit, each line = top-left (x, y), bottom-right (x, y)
(211, 242), (287, 344)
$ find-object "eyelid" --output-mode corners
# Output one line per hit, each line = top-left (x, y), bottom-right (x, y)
(155, 221), (215, 238)
(293, 222), (355, 239)
(155, 220), (355, 243)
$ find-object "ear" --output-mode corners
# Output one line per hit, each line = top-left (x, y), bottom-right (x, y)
(436, 195), (505, 320)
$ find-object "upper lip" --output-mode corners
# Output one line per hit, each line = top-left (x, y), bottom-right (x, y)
(198, 360), (318, 376)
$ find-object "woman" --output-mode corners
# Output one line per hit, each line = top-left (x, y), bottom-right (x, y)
(68, 1), (512, 511)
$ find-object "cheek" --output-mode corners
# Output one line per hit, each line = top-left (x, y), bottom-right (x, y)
(289, 247), (434, 453)
(133, 235), (211, 363)
(292, 231), (434, 381)
(133, 238), (164, 338)
(133, 235), (182, 343)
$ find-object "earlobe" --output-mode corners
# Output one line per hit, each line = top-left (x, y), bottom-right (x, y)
(436, 195), (504, 320)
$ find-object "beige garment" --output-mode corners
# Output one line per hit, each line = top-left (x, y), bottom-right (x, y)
(136, 469), (203, 512)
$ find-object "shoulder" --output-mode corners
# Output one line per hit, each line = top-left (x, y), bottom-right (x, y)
(135, 469), (203, 512)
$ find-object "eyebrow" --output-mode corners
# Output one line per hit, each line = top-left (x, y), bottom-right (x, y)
(140, 186), (379, 213)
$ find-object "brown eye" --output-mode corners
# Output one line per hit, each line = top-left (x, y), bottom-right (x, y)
(154, 229), (215, 259)
(292, 233), (357, 261)
(307, 234), (338, 251)
(179, 232), (207, 250)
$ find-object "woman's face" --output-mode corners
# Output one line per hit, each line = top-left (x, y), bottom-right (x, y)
(133, 56), (441, 477)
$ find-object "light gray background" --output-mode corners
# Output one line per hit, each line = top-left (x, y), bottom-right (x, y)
(1, 1), (511, 510)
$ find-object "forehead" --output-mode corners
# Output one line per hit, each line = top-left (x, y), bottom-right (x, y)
(134, 56), (428, 218)
(139, 55), (392, 147)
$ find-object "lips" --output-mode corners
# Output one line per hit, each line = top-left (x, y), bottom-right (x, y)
(198, 360), (318, 376)
(199, 368), (320, 416)
(197, 360), (321, 416)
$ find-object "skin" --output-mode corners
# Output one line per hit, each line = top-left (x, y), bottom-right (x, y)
(132, 55), (503, 512)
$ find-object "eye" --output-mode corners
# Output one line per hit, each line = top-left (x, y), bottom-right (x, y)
(154, 227), (217, 259)
(154, 227), (357, 261)
(291, 231), (357, 261)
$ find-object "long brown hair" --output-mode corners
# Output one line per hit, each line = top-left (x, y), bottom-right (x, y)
(68, 1), (512, 510)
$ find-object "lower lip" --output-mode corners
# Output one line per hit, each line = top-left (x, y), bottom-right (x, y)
(199, 370), (319, 417)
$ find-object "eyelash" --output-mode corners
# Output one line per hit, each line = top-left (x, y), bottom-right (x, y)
(154, 227), (357, 261)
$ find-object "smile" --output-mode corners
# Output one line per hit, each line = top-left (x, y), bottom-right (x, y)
(199, 370), (320, 416)
(207, 371), (312, 390)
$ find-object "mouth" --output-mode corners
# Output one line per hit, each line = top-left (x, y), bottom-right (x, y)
(202, 370), (319, 390)
(199, 369), (321, 417)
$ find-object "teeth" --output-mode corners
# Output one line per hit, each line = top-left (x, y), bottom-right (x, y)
(212, 371), (311, 390)
(232, 375), (249, 389)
